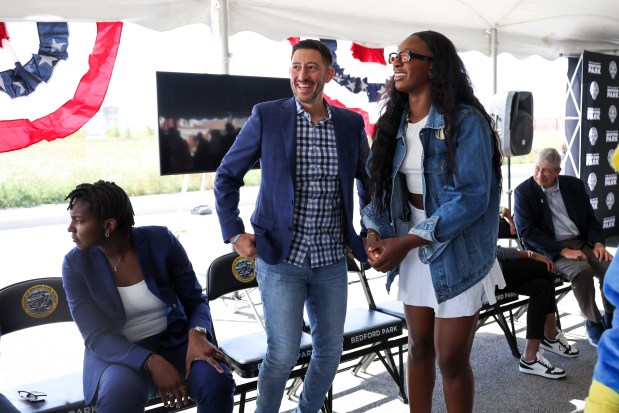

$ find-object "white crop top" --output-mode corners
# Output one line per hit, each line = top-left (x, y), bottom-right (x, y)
(399, 115), (428, 194)
(117, 280), (168, 342)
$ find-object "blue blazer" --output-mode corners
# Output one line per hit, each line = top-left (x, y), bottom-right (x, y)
(513, 175), (605, 259)
(62, 226), (212, 404)
(214, 97), (370, 264)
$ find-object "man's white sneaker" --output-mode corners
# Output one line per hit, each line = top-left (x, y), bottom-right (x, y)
(540, 331), (580, 358)
(519, 350), (566, 379)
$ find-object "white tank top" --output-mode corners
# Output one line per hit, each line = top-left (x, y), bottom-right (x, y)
(117, 280), (168, 342)
(399, 115), (428, 194)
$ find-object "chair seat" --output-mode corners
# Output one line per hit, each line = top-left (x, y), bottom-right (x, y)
(374, 300), (405, 323)
(1, 372), (93, 413)
(219, 331), (313, 378)
(342, 308), (403, 351)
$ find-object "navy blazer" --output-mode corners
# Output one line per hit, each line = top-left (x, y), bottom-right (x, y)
(214, 97), (370, 264)
(513, 175), (605, 259)
(62, 226), (212, 403)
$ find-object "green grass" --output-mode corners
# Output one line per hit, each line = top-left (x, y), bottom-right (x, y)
(0, 127), (565, 209)
(0, 131), (261, 209)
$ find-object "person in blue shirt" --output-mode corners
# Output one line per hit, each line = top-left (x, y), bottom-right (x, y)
(585, 148), (619, 411)
(361, 31), (503, 412)
(585, 254), (619, 411)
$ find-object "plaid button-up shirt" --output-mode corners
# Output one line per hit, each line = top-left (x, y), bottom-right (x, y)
(285, 100), (346, 268)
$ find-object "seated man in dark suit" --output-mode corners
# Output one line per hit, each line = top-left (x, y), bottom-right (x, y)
(514, 147), (614, 347)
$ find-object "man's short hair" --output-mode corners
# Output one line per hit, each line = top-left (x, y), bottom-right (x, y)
(535, 147), (562, 170)
(291, 39), (333, 67)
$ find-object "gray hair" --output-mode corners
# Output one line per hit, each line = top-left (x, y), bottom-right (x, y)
(535, 147), (562, 170)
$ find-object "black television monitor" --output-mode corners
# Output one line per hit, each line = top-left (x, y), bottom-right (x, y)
(156, 72), (291, 176)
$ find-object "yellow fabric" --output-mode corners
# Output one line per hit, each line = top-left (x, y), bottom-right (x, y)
(585, 380), (619, 412)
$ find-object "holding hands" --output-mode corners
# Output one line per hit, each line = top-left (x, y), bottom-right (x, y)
(365, 230), (425, 273)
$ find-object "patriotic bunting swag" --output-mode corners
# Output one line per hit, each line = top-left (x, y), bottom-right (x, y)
(320, 39), (386, 103)
(0, 22), (123, 153)
(0, 22), (69, 98)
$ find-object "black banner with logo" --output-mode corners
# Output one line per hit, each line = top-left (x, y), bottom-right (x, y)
(579, 51), (619, 236)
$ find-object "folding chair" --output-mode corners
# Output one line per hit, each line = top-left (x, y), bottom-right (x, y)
(206, 252), (322, 412)
(0, 278), (192, 413)
(339, 258), (408, 403)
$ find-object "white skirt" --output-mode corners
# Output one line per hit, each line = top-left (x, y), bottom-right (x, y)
(397, 205), (505, 318)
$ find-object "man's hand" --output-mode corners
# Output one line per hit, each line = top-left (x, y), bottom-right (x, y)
(231, 233), (259, 258)
(560, 248), (588, 262)
(594, 243), (613, 262)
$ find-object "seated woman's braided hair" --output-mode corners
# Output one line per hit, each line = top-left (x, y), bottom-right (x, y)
(65, 180), (135, 234)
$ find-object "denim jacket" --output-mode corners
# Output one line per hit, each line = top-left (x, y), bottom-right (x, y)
(361, 104), (500, 303)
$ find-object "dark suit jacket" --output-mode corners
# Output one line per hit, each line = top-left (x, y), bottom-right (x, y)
(513, 175), (605, 259)
(214, 97), (370, 264)
(62, 226), (212, 403)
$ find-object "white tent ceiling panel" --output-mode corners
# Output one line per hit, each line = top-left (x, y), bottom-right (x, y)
(3, 0), (619, 59)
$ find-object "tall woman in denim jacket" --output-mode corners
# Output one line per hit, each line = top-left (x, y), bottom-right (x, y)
(362, 31), (503, 413)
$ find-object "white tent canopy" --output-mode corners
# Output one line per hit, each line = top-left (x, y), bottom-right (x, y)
(4, 0), (619, 60)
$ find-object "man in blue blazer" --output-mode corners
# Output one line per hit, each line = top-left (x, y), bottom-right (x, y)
(214, 39), (370, 413)
(514, 148), (614, 347)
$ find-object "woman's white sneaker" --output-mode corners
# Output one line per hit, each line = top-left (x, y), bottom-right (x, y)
(519, 350), (566, 379)
(540, 331), (580, 358)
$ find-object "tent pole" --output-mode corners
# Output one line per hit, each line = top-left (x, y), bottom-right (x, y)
(490, 27), (498, 94)
(211, 0), (231, 75)
(490, 27), (512, 211)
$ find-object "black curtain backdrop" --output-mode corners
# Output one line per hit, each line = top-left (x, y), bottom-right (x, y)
(566, 51), (619, 237)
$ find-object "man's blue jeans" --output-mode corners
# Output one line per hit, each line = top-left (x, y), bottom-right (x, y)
(255, 256), (348, 413)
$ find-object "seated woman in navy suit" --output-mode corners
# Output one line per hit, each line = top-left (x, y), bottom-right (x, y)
(62, 180), (235, 413)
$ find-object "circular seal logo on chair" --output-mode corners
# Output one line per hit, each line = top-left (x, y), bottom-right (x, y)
(232, 256), (256, 283)
(22, 285), (59, 318)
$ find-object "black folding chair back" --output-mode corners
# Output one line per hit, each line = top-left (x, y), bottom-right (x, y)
(206, 252), (316, 412)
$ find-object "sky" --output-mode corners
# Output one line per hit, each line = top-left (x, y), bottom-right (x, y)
(0, 22), (568, 132)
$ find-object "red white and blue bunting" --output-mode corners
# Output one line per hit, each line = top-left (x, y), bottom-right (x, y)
(0, 22), (69, 98)
(321, 39), (386, 103)
(0, 22), (122, 153)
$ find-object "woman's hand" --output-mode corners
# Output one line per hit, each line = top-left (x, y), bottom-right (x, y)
(185, 330), (228, 379)
(364, 231), (382, 264)
(146, 354), (188, 409)
(368, 235), (418, 273)
(500, 208), (517, 235)
(531, 252), (556, 273)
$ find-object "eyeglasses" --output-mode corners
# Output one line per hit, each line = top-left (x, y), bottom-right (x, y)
(534, 167), (557, 176)
(18, 390), (47, 403)
(388, 49), (433, 64)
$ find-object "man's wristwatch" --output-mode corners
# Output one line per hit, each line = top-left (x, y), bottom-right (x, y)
(191, 326), (208, 337)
